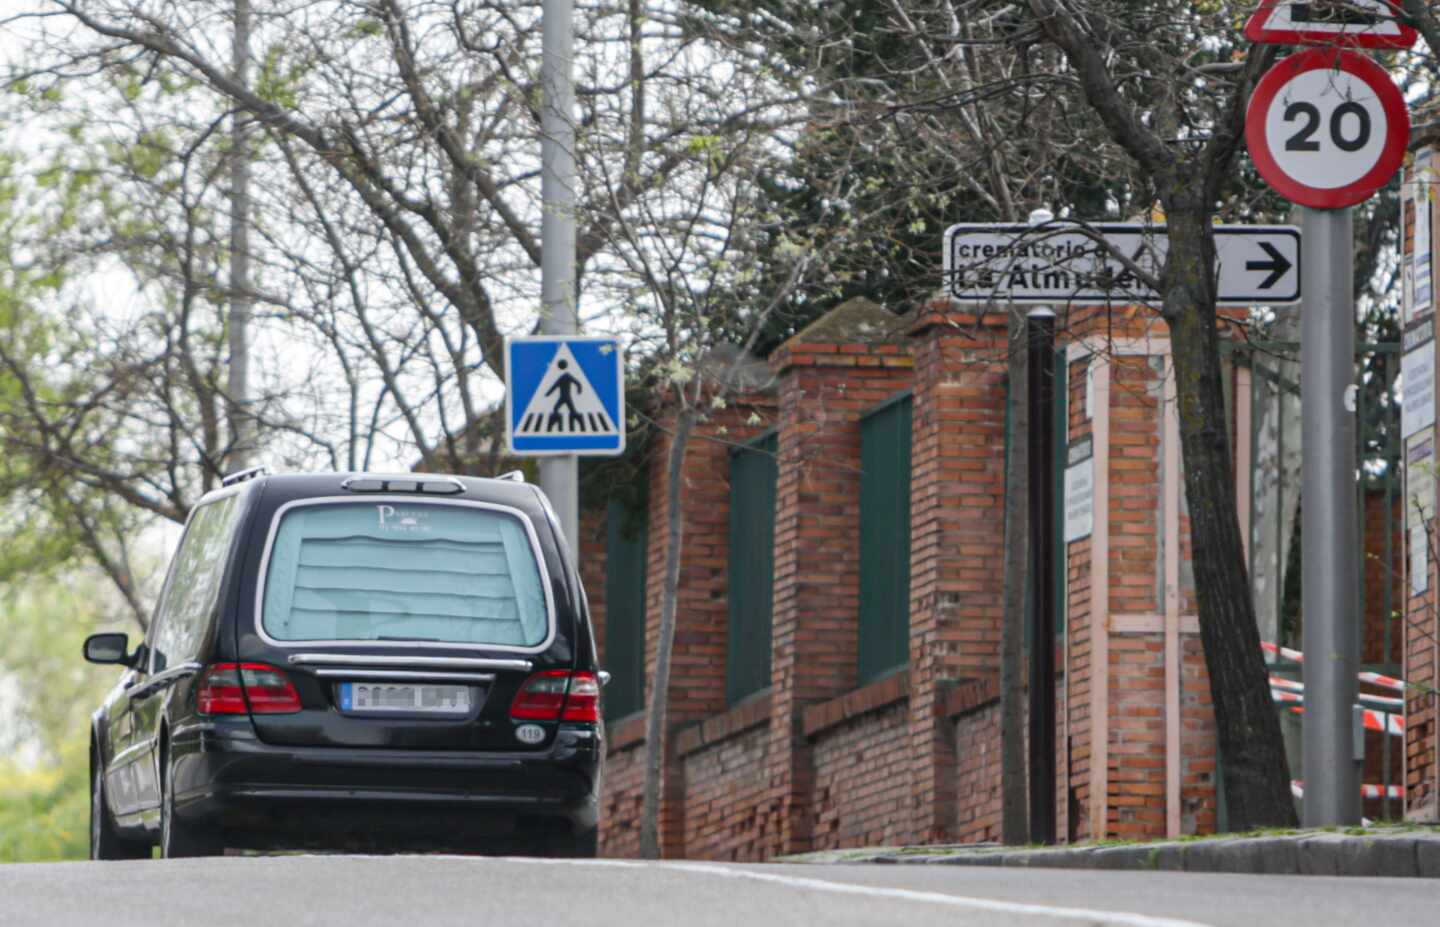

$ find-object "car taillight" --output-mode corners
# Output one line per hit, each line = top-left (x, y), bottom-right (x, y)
(510, 670), (600, 723)
(561, 672), (601, 722)
(197, 663), (301, 715)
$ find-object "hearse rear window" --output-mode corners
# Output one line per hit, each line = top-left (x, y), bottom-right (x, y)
(260, 501), (549, 647)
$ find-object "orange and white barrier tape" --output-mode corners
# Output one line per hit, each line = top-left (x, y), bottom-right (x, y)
(1262, 641), (1305, 663)
(1269, 676), (1405, 710)
(1262, 643), (1410, 694)
(1358, 671), (1406, 692)
(1291, 780), (1403, 801)
(1285, 704), (1405, 737)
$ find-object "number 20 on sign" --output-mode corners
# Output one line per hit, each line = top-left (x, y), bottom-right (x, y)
(1245, 48), (1409, 209)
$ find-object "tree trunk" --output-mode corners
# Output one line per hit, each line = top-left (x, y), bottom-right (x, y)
(1001, 310), (1030, 844)
(639, 407), (695, 858)
(1162, 200), (1298, 830)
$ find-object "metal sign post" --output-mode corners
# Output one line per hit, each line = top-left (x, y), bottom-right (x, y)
(1246, 45), (1410, 826)
(1299, 206), (1361, 826)
(540, 0), (579, 557)
(1026, 306), (1058, 846)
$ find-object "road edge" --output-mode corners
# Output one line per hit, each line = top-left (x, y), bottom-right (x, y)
(783, 830), (1440, 877)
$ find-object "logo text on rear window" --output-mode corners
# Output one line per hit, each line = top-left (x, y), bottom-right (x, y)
(376, 505), (432, 533)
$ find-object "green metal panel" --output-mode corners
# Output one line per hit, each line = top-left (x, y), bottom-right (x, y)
(727, 433), (778, 704)
(604, 498), (646, 720)
(858, 394), (913, 685)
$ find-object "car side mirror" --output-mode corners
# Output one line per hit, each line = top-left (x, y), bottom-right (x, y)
(83, 632), (132, 666)
(597, 670), (612, 688)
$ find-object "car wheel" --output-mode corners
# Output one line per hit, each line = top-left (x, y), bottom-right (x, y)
(159, 755), (221, 858)
(90, 759), (149, 860)
(542, 827), (598, 859)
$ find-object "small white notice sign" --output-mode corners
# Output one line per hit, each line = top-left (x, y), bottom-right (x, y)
(1403, 319), (1436, 439)
(1064, 437), (1094, 543)
(1415, 149), (1433, 322)
(1408, 431), (1434, 595)
(1412, 525), (1429, 595)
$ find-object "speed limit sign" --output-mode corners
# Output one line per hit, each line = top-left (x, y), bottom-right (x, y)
(1246, 48), (1409, 209)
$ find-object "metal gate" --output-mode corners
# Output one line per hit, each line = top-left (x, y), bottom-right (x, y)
(1242, 339), (1404, 819)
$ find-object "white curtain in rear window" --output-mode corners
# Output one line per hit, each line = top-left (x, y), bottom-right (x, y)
(261, 502), (548, 646)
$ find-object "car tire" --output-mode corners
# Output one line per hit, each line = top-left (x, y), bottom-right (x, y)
(160, 755), (222, 859)
(90, 759), (150, 860)
(543, 826), (598, 859)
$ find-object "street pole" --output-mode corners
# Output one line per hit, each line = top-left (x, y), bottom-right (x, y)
(1300, 205), (1360, 826)
(227, 0), (253, 471)
(540, 0), (579, 557)
(1026, 305), (1057, 845)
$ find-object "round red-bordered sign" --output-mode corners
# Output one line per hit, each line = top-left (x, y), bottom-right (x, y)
(1246, 48), (1409, 209)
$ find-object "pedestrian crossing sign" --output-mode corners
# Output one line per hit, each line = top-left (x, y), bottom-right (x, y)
(505, 335), (625, 456)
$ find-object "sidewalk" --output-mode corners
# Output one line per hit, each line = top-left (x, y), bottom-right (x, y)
(782, 826), (1440, 877)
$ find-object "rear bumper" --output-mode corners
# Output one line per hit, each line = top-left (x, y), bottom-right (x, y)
(168, 719), (600, 850)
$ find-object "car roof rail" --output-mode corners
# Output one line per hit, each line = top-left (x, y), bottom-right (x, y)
(221, 465), (269, 487)
(340, 474), (466, 495)
(496, 470), (525, 482)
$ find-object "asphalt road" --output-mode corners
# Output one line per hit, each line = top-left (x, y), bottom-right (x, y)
(0, 856), (1435, 927)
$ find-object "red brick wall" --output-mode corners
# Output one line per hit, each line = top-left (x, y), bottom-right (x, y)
(765, 339), (914, 854)
(1180, 635), (1219, 835)
(598, 399), (774, 857)
(681, 721), (777, 860)
(1064, 354), (1096, 842)
(1059, 330), (1228, 842)
(906, 312), (1008, 843)
(600, 719), (646, 857)
(595, 301), (1262, 854)
(1105, 356), (1166, 840)
(953, 701), (1002, 842)
(1108, 636), (1166, 838)
(1407, 519), (1438, 821)
(810, 702), (913, 849)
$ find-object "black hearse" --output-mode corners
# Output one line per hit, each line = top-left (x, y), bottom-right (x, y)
(83, 469), (603, 858)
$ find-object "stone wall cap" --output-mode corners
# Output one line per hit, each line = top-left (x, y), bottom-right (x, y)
(778, 297), (910, 350)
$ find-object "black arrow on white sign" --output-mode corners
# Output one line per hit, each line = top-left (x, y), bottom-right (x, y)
(942, 223), (1301, 306)
(1245, 242), (1293, 290)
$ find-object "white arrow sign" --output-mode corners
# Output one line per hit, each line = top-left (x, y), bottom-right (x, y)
(943, 223), (1301, 306)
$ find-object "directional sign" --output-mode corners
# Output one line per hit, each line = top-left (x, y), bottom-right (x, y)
(1246, 48), (1409, 209)
(1244, 1), (1417, 50)
(505, 335), (625, 456)
(943, 223), (1301, 306)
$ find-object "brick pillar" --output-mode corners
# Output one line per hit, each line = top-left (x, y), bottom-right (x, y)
(642, 400), (775, 856)
(766, 299), (914, 855)
(906, 306), (1008, 843)
(1060, 310), (1240, 842)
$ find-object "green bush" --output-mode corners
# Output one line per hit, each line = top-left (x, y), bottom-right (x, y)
(0, 571), (137, 863)
(0, 738), (91, 862)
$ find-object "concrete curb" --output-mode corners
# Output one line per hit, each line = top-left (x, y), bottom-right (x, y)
(788, 828), (1440, 877)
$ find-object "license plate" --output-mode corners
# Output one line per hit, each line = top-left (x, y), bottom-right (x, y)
(339, 682), (471, 715)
